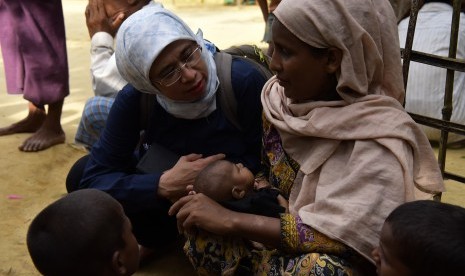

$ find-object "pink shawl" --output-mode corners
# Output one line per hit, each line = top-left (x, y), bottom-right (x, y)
(389, 0), (412, 22)
(264, 0), (445, 262)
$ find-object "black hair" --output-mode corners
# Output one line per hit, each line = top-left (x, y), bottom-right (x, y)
(385, 200), (465, 276)
(194, 160), (236, 202)
(26, 189), (126, 276)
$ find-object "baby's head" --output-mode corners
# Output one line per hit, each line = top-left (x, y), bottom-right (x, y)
(372, 200), (465, 276)
(194, 160), (255, 202)
(27, 189), (139, 276)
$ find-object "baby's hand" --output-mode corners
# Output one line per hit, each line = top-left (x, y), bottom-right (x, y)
(186, 184), (197, 195)
(254, 177), (270, 190)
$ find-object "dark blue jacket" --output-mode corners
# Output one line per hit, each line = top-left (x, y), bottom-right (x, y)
(80, 57), (266, 212)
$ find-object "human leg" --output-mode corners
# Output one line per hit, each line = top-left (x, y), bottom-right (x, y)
(0, 1), (47, 136)
(75, 96), (115, 149)
(184, 230), (254, 275)
(19, 99), (66, 152)
(283, 253), (355, 275)
(183, 230), (371, 275)
(0, 0), (23, 94)
(0, 102), (46, 135)
(3, 0), (69, 151)
(127, 200), (178, 248)
(66, 154), (91, 193)
(18, 0), (69, 105)
(0, 2), (46, 136)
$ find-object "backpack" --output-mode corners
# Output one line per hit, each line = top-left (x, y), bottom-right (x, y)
(214, 44), (274, 130)
(139, 44), (273, 133)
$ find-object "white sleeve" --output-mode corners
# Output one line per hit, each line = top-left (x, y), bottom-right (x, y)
(90, 32), (127, 97)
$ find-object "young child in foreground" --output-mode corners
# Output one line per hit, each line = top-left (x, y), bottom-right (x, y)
(27, 189), (140, 276)
(192, 160), (288, 218)
(372, 200), (465, 276)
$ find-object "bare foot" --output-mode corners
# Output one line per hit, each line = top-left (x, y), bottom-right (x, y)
(19, 126), (65, 152)
(0, 108), (46, 136)
(18, 100), (66, 152)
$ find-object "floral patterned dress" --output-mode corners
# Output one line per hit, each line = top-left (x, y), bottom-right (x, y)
(183, 116), (375, 275)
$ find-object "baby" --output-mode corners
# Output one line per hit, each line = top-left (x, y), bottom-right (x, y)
(193, 160), (287, 218)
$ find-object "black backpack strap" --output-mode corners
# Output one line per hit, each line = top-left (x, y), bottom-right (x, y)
(214, 52), (243, 131)
(139, 92), (156, 130)
(139, 92), (156, 147)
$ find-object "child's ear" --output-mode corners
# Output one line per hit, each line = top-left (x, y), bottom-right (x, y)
(232, 187), (246, 199)
(112, 250), (128, 276)
(325, 47), (342, 74)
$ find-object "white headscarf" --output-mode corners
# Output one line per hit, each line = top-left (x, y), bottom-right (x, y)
(116, 6), (219, 119)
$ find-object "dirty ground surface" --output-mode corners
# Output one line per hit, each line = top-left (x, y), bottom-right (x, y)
(1, 1), (464, 275)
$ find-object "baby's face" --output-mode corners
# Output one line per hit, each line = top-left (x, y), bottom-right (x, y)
(372, 223), (410, 276)
(230, 163), (255, 192)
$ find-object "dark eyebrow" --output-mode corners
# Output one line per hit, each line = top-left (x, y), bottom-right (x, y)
(158, 43), (197, 76)
(181, 43), (198, 59)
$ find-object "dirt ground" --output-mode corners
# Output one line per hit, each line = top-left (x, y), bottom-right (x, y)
(0, 1), (464, 275)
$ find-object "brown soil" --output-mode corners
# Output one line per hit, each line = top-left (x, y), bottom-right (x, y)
(0, 1), (464, 275)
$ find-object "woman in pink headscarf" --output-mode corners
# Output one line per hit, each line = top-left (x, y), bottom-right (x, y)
(170, 0), (444, 274)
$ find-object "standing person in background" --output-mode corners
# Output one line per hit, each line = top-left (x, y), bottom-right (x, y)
(0, 0), (69, 152)
(75, 0), (161, 149)
(257, 0), (281, 56)
(399, 0), (465, 146)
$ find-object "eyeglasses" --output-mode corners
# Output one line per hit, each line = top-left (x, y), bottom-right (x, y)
(155, 45), (203, 87)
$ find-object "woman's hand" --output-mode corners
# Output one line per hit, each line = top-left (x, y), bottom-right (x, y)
(158, 153), (225, 202)
(170, 193), (282, 247)
(85, 0), (124, 38)
(169, 193), (235, 235)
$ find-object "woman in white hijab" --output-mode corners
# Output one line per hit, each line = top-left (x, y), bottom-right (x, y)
(170, 0), (444, 274)
(68, 6), (267, 255)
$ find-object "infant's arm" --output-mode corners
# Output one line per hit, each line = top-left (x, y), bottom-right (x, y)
(254, 176), (288, 212)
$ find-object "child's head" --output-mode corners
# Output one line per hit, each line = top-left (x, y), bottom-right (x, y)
(372, 200), (465, 276)
(194, 160), (255, 202)
(27, 189), (139, 276)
